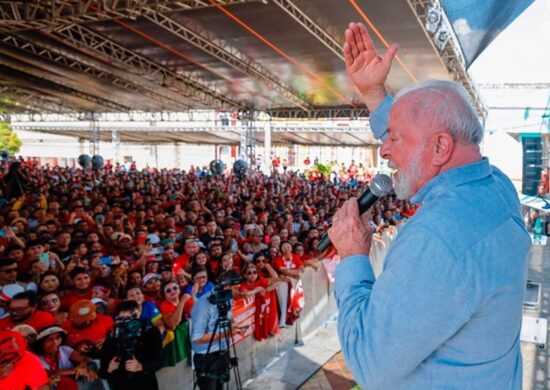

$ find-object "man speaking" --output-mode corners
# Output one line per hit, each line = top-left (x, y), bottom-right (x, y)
(329, 22), (530, 389)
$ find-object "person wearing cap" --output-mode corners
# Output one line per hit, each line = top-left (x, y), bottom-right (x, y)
(11, 323), (38, 348)
(32, 325), (98, 387)
(99, 300), (163, 390)
(61, 299), (114, 350)
(0, 291), (55, 332)
(0, 330), (49, 390)
(142, 273), (162, 304)
(159, 264), (174, 282)
(0, 283), (25, 319)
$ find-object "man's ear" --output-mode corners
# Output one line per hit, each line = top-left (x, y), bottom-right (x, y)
(432, 132), (454, 166)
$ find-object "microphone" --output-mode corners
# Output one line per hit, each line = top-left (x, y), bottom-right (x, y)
(317, 173), (393, 252)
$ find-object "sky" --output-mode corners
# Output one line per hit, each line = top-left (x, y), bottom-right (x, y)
(468, 0), (550, 133)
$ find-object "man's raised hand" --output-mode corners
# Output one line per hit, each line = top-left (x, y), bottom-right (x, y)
(343, 22), (398, 110)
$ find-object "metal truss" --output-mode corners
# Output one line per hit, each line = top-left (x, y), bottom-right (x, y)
(267, 106), (369, 119)
(271, 0), (344, 61)
(51, 24), (242, 109)
(144, 11), (313, 110)
(478, 83), (550, 90)
(0, 61), (130, 112)
(0, 1), (257, 32)
(10, 122), (372, 134)
(0, 86), (74, 113)
(1, 33), (192, 110)
(407, 0), (486, 119)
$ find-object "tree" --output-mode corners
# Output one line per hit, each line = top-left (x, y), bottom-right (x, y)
(0, 121), (22, 154)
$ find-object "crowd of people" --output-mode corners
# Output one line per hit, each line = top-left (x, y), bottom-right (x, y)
(0, 156), (416, 389)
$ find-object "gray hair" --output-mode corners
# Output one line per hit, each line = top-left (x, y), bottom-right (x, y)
(395, 80), (483, 144)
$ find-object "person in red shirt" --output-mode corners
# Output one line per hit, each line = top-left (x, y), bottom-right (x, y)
(272, 242), (305, 326)
(237, 264), (282, 341)
(272, 242), (304, 279)
(61, 299), (113, 349)
(172, 239), (200, 274)
(60, 267), (93, 312)
(0, 331), (49, 390)
(159, 280), (192, 329)
(0, 291), (55, 332)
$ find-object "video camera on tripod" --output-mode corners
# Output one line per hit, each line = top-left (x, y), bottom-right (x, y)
(207, 270), (243, 316)
(114, 316), (143, 362)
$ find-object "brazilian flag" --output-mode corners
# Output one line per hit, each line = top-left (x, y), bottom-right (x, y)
(162, 320), (191, 367)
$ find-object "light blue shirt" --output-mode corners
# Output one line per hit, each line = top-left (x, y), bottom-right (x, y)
(190, 291), (231, 354)
(334, 96), (531, 390)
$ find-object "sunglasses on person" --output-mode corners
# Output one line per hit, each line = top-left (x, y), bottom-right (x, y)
(165, 286), (179, 294)
(0, 268), (18, 274)
(40, 298), (60, 306)
(245, 270), (257, 275)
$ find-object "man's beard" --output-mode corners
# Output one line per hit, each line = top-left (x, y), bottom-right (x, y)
(388, 148), (424, 200)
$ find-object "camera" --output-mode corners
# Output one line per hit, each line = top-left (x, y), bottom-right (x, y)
(114, 317), (143, 361)
(207, 270), (242, 318)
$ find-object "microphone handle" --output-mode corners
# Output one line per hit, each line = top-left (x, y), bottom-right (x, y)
(317, 190), (380, 252)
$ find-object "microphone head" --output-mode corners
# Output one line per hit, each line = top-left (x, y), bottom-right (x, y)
(370, 174), (393, 197)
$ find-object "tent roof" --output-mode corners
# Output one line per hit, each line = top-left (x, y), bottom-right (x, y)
(1, 0), (484, 145)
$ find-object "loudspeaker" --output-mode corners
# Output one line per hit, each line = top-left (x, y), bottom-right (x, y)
(78, 154), (92, 169)
(522, 136), (542, 196)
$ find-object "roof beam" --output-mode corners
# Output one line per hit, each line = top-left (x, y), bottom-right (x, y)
(0, 57), (130, 111)
(0, 86), (74, 113)
(1, 32), (192, 111)
(143, 11), (313, 110)
(50, 24), (243, 109)
(270, 0), (344, 61)
(0, 1), (257, 32)
(267, 106), (369, 119)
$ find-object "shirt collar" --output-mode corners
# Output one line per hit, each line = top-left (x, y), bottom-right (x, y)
(411, 157), (491, 204)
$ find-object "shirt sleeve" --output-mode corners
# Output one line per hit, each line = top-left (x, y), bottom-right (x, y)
(25, 353), (50, 389)
(369, 94), (394, 142)
(333, 226), (475, 389)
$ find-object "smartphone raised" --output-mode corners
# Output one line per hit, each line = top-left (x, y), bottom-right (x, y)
(100, 256), (113, 265)
(39, 252), (50, 269)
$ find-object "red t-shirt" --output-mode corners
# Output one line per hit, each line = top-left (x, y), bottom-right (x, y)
(273, 254), (304, 270)
(0, 310), (55, 332)
(0, 351), (49, 390)
(238, 278), (269, 292)
(172, 254), (190, 274)
(61, 314), (114, 347)
(160, 299), (193, 321)
(60, 289), (93, 312)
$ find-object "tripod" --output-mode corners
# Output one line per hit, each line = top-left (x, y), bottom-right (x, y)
(193, 304), (243, 390)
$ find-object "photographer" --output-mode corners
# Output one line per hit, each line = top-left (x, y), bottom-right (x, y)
(99, 300), (162, 390)
(191, 271), (245, 390)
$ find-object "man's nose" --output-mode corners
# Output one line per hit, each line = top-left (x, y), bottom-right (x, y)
(379, 141), (390, 160)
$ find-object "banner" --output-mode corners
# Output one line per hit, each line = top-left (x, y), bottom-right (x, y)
(441, 0), (533, 67)
(231, 296), (255, 344)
